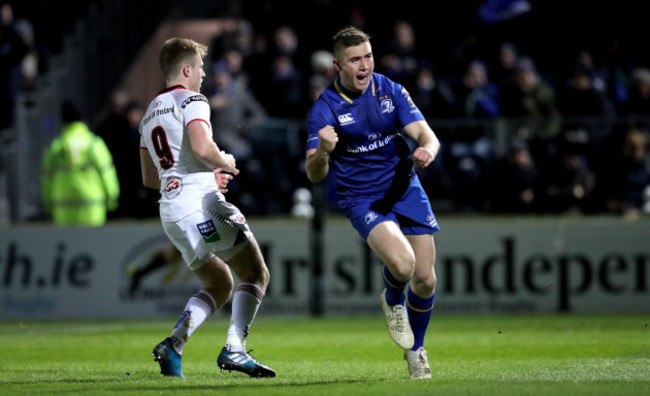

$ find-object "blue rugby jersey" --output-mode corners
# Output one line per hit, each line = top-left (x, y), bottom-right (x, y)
(306, 73), (425, 202)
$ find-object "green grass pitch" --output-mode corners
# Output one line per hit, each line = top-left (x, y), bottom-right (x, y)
(0, 314), (648, 395)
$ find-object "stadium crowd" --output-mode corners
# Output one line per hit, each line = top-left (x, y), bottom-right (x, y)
(3, 1), (650, 221)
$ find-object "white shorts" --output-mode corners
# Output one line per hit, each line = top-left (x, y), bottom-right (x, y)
(162, 193), (253, 270)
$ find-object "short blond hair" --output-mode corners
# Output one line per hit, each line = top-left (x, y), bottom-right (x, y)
(159, 38), (208, 82)
(332, 26), (370, 58)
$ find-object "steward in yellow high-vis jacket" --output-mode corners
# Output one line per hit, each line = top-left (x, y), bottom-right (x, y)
(41, 102), (120, 226)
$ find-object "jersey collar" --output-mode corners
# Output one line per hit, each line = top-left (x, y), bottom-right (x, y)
(158, 84), (186, 95)
(334, 75), (375, 104)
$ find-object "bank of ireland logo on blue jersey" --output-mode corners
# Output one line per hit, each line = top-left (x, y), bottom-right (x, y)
(338, 113), (355, 126)
(365, 211), (378, 224)
(197, 220), (221, 243)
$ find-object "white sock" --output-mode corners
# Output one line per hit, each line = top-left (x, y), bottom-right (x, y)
(170, 290), (216, 354)
(226, 283), (263, 352)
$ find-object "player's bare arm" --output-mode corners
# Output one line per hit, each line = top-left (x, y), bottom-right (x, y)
(403, 120), (440, 168)
(140, 148), (161, 189)
(188, 120), (240, 175)
(305, 125), (338, 183)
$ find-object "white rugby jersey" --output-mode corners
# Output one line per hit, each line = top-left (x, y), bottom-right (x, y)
(139, 85), (221, 221)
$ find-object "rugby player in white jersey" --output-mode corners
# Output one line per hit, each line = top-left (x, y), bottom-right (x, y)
(139, 37), (274, 378)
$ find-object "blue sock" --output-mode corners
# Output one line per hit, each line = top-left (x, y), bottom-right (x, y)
(406, 288), (435, 350)
(382, 266), (407, 306)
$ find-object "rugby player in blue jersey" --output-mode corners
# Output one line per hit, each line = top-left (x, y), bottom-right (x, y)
(305, 26), (441, 379)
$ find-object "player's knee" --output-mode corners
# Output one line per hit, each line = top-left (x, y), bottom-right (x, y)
(411, 271), (436, 295)
(392, 266), (414, 282)
(386, 252), (416, 281)
(402, 251), (417, 275)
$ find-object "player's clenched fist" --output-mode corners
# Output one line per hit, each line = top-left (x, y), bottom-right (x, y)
(412, 147), (435, 168)
(318, 125), (339, 154)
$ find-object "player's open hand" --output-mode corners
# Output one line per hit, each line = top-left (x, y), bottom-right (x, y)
(214, 168), (234, 193)
(412, 147), (435, 168)
(318, 125), (339, 154)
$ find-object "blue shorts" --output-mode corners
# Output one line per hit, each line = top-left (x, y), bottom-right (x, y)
(339, 176), (440, 240)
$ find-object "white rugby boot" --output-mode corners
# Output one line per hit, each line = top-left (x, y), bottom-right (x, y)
(404, 347), (432, 379)
(380, 289), (414, 349)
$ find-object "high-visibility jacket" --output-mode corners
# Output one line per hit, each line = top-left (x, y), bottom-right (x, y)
(41, 121), (120, 226)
